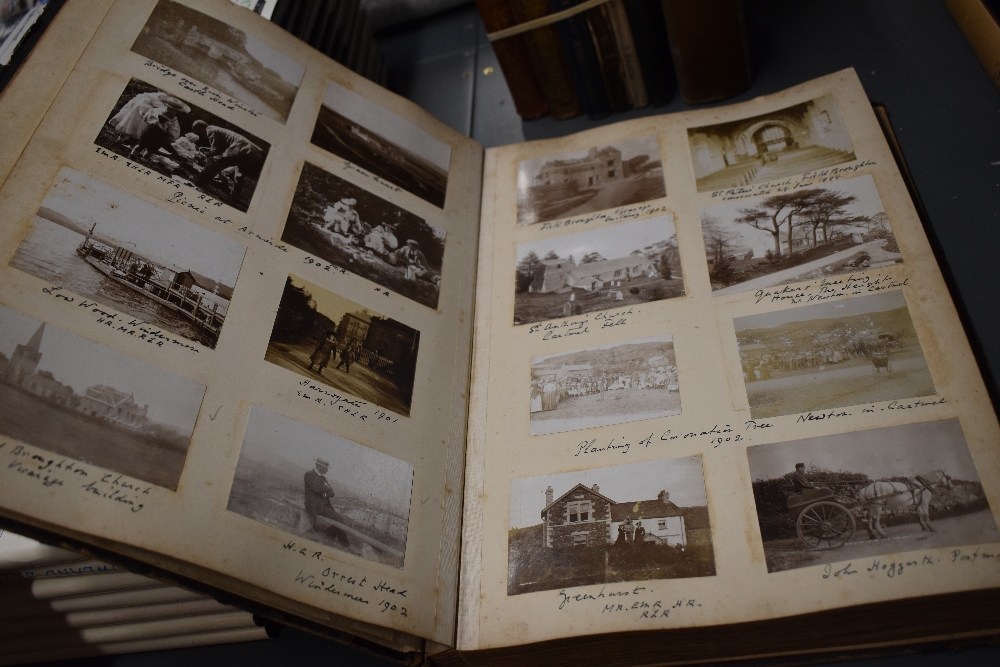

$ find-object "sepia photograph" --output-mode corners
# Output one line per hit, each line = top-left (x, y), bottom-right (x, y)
(513, 216), (683, 325)
(131, 0), (303, 122)
(95, 78), (271, 213)
(507, 456), (714, 595)
(1, 0), (59, 75)
(311, 81), (450, 208)
(227, 406), (413, 568)
(530, 335), (680, 436)
(747, 419), (999, 573)
(735, 291), (936, 419)
(516, 135), (666, 226)
(688, 95), (856, 193)
(281, 162), (445, 310)
(0, 305), (205, 490)
(703, 175), (902, 295)
(265, 275), (420, 417)
(9, 168), (245, 349)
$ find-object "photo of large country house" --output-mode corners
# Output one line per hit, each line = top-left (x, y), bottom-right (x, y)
(508, 457), (715, 595)
(517, 135), (666, 226)
(0, 305), (205, 490)
(688, 95), (856, 192)
(514, 216), (683, 325)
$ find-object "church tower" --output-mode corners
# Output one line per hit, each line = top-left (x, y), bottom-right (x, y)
(11, 323), (44, 378)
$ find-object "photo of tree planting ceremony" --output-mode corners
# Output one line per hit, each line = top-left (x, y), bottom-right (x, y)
(703, 175), (902, 295)
(747, 419), (999, 573)
(507, 456), (715, 595)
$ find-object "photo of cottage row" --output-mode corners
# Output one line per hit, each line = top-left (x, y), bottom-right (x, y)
(513, 216), (683, 325)
(508, 457), (714, 595)
(0, 306), (205, 490)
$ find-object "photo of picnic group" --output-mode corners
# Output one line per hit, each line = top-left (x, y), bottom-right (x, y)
(9, 168), (245, 349)
(95, 78), (271, 212)
(513, 216), (683, 325)
(507, 456), (715, 595)
(529, 335), (680, 436)
(281, 162), (445, 309)
(227, 406), (413, 568)
(747, 419), (999, 573)
(265, 275), (420, 417)
(516, 135), (666, 227)
(703, 175), (902, 295)
(131, 0), (304, 123)
(735, 291), (936, 418)
(0, 305), (205, 490)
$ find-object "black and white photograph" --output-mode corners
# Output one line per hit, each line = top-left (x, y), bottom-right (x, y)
(9, 168), (245, 349)
(227, 406), (413, 568)
(688, 95), (856, 193)
(281, 162), (445, 310)
(516, 136), (666, 226)
(0, 0), (62, 89)
(735, 291), (936, 419)
(507, 456), (714, 595)
(703, 175), (902, 295)
(95, 78), (271, 213)
(311, 81), (451, 208)
(0, 305), (205, 490)
(530, 335), (680, 436)
(131, 0), (303, 123)
(748, 419), (999, 573)
(265, 275), (420, 417)
(513, 216), (683, 325)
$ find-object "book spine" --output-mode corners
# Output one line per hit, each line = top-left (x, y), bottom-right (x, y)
(623, 0), (674, 106)
(548, 0), (612, 118)
(0, 558), (124, 581)
(582, 2), (631, 112)
(945, 0), (1000, 92)
(605, 0), (648, 108)
(475, 0), (550, 119)
(660, 0), (751, 104)
(508, 0), (582, 120)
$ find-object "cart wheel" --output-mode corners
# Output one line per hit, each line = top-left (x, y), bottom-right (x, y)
(796, 501), (855, 549)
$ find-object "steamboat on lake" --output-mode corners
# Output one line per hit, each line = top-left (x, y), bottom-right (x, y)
(76, 224), (229, 345)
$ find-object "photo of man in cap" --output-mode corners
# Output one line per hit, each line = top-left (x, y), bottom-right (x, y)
(303, 457), (350, 547)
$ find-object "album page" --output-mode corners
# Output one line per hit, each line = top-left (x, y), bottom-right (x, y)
(0, 0), (482, 647)
(459, 69), (1000, 650)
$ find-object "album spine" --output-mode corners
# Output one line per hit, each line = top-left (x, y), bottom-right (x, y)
(623, 0), (674, 106)
(475, 0), (550, 119)
(508, 0), (582, 120)
(548, 0), (612, 118)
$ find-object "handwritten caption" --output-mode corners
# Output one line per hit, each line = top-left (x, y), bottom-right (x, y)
(753, 273), (909, 306)
(342, 162), (402, 194)
(527, 308), (635, 341)
(42, 287), (200, 353)
(296, 380), (399, 424)
(556, 585), (702, 621)
(822, 546), (1000, 581)
(710, 161), (877, 202)
(141, 61), (261, 118)
(539, 203), (669, 231)
(796, 397), (947, 424)
(284, 540), (408, 618)
(1, 442), (151, 512)
(573, 421), (774, 458)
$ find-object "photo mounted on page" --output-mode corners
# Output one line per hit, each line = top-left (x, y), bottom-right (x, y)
(688, 95), (856, 193)
(95, 77), (271, 213)
(9, 168), (246, 350)
(131, 0), (304, 123)
(734, 290), (936, 419)
(529, 335), (681, 436)
(516, 135), (665, 227)
(265, 274), (420, 418)
(311, 80), (451, 208)
(281, 162), (445, 310)
(228, 406), (413, 568)
(508, 456), (715, 596)
(0, 305), (205, 491)
(513, 216), (683, 326)
(746, 419), (999, 573)
(703, 175), (902, 296)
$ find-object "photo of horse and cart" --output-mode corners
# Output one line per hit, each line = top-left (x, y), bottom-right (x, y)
(747, 419), (999, 573)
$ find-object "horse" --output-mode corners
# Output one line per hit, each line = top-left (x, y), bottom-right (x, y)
(856, 470), (952, 539)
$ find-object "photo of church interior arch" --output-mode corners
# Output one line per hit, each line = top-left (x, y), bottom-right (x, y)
(516, 135), (665, 227)
(227, 406), (413, 568)
(508, 456), (714, 595)
(530, 335), (680, 436)
(688, 95), (856, 193)
(513, 216), (683, 326)
(265, 275), (420, 417)
(0, 304), (205, 490)
(735, 290), (936, 419)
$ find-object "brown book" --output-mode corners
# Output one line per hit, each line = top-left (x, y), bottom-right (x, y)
(945, 0), (1000, 92)
(605, 0), (648, 108)
(584, 1), (632, 112)
(475, 0), (549, 119)
(508, 0), (582, 120)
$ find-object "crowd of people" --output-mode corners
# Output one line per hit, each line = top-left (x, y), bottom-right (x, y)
(307, 331), (362, 376)
(741, 335), (902, 382)
(530, 367), (679, 413)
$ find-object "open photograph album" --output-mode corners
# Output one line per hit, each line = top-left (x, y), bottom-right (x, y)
(0, 1), (998, 663)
